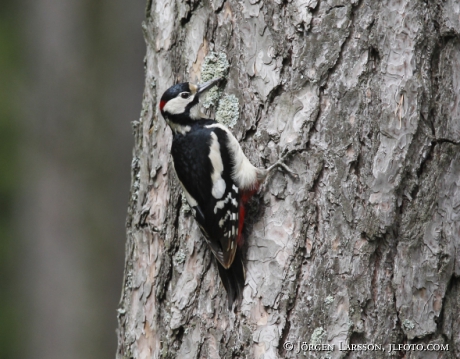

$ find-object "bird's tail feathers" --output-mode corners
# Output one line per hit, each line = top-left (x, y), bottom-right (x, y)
(216, 249), (245, 310)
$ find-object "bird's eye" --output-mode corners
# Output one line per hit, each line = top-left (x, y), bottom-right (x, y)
(181, 92), (190, 99)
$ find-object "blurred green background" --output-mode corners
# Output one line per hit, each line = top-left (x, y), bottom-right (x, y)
(0, 0), (145, 358)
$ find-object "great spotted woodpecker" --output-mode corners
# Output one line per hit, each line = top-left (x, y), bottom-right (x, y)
(159, 78), (296, 309)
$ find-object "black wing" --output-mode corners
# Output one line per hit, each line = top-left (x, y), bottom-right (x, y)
(171, 125), (240, 269)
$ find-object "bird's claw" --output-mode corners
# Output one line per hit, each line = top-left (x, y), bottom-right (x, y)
(266, 148), (299, 178)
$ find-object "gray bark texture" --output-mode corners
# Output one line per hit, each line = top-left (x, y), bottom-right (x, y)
(117, 0), (460, 358)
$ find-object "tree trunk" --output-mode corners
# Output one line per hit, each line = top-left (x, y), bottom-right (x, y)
(117, 0), (460, 358)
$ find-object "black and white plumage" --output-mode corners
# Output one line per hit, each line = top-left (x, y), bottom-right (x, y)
(159, 78), (296, 309)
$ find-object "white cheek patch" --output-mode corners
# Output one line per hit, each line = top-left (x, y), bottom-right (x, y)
(209, 132), (226, 199)
(163, 95), (195, 115)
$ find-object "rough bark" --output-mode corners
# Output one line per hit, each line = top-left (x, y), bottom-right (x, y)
(117, 1), (460, 358)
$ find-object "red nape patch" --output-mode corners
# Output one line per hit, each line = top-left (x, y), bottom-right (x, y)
(159, 100), (167, 111)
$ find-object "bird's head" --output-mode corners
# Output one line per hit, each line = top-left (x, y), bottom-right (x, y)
(159, 78), (222, 120)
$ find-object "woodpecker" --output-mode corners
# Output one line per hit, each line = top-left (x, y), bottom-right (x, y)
(159, 78), (296, 309)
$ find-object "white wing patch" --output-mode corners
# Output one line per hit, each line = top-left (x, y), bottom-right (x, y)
(218, 209), (237, 229)
(209, 132), (226, 199)
(214, 191), (233, 213)
(206, 123), (258, 189)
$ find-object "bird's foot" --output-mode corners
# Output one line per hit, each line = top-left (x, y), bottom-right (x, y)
(265, 149), (299, 179)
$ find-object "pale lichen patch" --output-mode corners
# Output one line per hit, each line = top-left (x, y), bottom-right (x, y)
(215, 94), (239, 128)
(324, 295), (334, 305)
(310, 327), (326, 345)
(201, 52), (229, 81)
(174, 249), (186, 265)
(402, 319), (415, 330)
(201, 52), (229, 108)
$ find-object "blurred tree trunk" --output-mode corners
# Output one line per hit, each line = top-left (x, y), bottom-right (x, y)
(117, 0), (460, 358)
(19, 0), (144, 358)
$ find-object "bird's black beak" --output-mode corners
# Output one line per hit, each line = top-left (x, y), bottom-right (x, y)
(197, 77), (222, 96)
